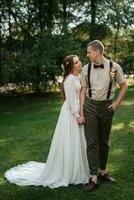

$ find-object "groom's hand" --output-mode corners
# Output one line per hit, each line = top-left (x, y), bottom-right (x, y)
(109, 102), (119, 112)
(81, 115), (85, 123)
(77, 116), (84, 126)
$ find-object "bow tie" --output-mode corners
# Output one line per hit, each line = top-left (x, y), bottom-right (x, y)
(94, 64), (104, 69)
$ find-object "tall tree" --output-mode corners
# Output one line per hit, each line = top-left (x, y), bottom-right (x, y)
(106, 0), (134, 57)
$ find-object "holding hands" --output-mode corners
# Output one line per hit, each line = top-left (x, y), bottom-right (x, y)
(77, 115), (85, 126)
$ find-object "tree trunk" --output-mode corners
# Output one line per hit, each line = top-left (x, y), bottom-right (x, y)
(38, 0), (44, 32)
(8, 1), (12, 37)
(90, 0), (97, 40)
(113, 21), (120, 58)
(91, 0), (96, 25)
(62, 0), (68, 33)
(47, 0), (53, 33)
(34, 65), (41, 93)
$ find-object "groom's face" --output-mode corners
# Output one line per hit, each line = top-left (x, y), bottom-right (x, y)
(87, 46), (100, 62)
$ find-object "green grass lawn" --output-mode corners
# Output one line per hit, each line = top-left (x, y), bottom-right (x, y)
(0, 83), (134, 200)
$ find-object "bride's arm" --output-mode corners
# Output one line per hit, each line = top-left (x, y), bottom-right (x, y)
(65, 77), (80, 119)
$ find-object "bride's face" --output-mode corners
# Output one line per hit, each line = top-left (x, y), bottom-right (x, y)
(73, 56), (82, 73)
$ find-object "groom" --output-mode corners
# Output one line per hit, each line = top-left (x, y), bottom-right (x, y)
(80, 40), (128, 192)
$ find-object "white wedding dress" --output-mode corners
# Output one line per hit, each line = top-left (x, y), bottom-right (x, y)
(5, 74), (90, 188)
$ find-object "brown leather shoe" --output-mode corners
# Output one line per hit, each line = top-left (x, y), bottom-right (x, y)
(98, 173), (116, 183)
(84, 178), (99, 192)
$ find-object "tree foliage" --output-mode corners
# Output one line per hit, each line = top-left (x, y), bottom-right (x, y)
(0, 0), (134, 93)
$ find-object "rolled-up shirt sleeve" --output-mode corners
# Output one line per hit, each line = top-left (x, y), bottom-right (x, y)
(114, 63), (126, 85)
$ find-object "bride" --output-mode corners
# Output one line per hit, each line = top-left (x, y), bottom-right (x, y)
(5, 55), (90, 189)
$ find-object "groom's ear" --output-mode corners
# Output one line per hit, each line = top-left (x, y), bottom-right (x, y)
(96, 49), (101, 55)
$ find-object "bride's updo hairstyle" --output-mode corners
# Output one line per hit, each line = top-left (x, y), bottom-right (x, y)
(62, 55), (77, 81)
(61, 55), (77, 102)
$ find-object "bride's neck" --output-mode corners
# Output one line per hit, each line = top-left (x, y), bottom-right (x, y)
(72, 71), (79, 76)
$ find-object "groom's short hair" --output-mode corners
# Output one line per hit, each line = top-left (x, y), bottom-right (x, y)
(87, 40), (104, 54)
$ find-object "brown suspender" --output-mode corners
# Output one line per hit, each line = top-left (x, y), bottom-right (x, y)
(107, 61), (113, 99)
(87, 63), (92, 98)
(87, 61), (113, 99)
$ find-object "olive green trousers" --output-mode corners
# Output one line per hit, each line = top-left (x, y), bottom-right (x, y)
(84, 97), (114, 175)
